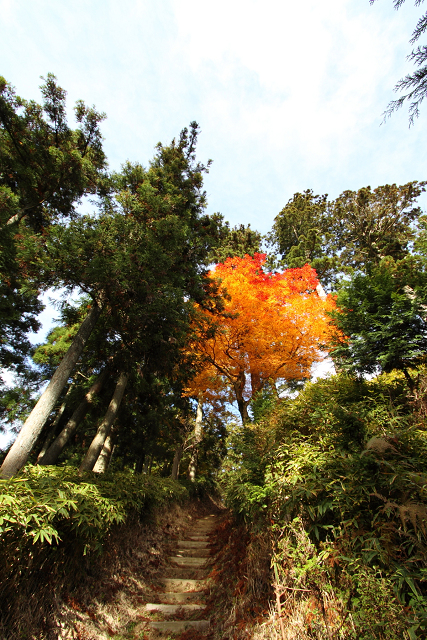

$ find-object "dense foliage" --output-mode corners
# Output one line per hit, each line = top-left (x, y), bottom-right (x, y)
(0, 464), (212, 639)
(221, 372), (427, 638)
(186, 253), (336, 422)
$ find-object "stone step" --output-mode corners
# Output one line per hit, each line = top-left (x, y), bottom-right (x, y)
(146, 516), (219, 636)
(150, 620), (210, 633)
(159, 578), (205, 592)
(152, 591), (205, 604)
(169, 556), (207, 567)
(146, 602), (205, 614)
(175, 547), (210, 557)
(164, 567), (207, 580)
(177, 540), (210, 549)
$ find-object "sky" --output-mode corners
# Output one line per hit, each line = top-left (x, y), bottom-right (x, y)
(2, 0), (426, 236)
(1, 0), (426, 439)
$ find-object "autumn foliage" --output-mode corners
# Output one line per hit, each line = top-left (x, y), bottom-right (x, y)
(185, 253), (336, 421)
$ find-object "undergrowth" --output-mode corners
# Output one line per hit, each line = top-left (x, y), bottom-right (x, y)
(220, 371), (427, 639)
(204, 515), (272, 640)
(0, 465), (210, 639)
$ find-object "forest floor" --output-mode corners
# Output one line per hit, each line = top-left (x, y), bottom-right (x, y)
(47, 497), (226, 640)
(8, 491), (278, 640)
(45, 497), (276, 640)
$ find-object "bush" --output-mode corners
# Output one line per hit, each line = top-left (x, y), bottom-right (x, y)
(221, 372), (427, 638)
(0, 465), (189, 554)
(0, 464), (190, 637)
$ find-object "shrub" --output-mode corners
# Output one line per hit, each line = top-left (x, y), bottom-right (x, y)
(221, 372), (427, 637)
(0, 464), (190, 637)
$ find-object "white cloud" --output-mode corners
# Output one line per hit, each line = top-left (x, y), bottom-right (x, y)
(0, 0), (425, 233)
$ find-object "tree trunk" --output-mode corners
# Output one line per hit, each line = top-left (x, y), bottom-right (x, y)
(250, 371), (262, 397)
(1, 208), (27, 230)
(0, 303), (102, 478)
(142, 453), (153, 474)
(403, 367), (415, 393)
(79, 371), (128, 473)
(171, 443), (183, 480)
(38, 368), (109, 465)
(121, 452), (129, 471)
(135, 454), (144, 474)
(234, 371), (250, 423)
(316, 282), (327, 300)
(188, 395), (203, 482)
(93, 426), (117, 473)
(316, 283), (337, 376)
(36, 382), (75, 462)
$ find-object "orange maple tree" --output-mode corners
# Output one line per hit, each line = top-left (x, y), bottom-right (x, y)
(185, 253), (337, 422)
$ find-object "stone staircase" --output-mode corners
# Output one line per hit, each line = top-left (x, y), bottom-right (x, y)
(147, 513), (219, 635)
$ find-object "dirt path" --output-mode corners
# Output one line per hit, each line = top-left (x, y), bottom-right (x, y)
(145, 513), (220, 636)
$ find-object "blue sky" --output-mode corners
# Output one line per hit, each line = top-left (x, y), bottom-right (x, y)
(2, 0), (426, 236)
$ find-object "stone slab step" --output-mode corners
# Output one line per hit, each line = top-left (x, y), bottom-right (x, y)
(187, 535), (209, 542)
(177, 540), (210, 549)
(169, 556), (207, 567)
(146, 602), (205, 614)
(175, 548), (210, 557)
(150, 620), (210, 633)
(153, 591), (205, 604)
(164, 567), (207, 580)
(159, 578), (205, 592)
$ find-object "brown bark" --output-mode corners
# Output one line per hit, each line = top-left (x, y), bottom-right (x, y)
(38, 368), (109, 465)
(142, 453), (153, 475)
(36, 382), (75, 462)
(403, 367), (415, 393)
(135, 454), (144, 474)
(0, 303), (102, 478)
(188, 395), (203, 482)
(93, 426), (117, 473)
(234, 370), (250, 423)
(79, 371), (128, 473)
(171, 443), (183, 480)
(250, 371), (262, 397)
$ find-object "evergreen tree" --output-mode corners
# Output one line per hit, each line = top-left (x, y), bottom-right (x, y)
(209, 219), (263, 263)
(0, 74), (107, 375)
(329, 255), (427, 388)
(371, 0), (427, 123)
(0, 123), (223, 478)
(271, 181), (426, 290)
(0, 74), (107, 230)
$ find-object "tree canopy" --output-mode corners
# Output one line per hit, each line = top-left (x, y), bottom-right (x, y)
(0, 74), (107, 377)
(371, 0), (427, 123)
(185, 253), (336, 422)
(270, 181), (426, 289)
(0, 110), (224, 477)
(329, 255), (427, 386)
